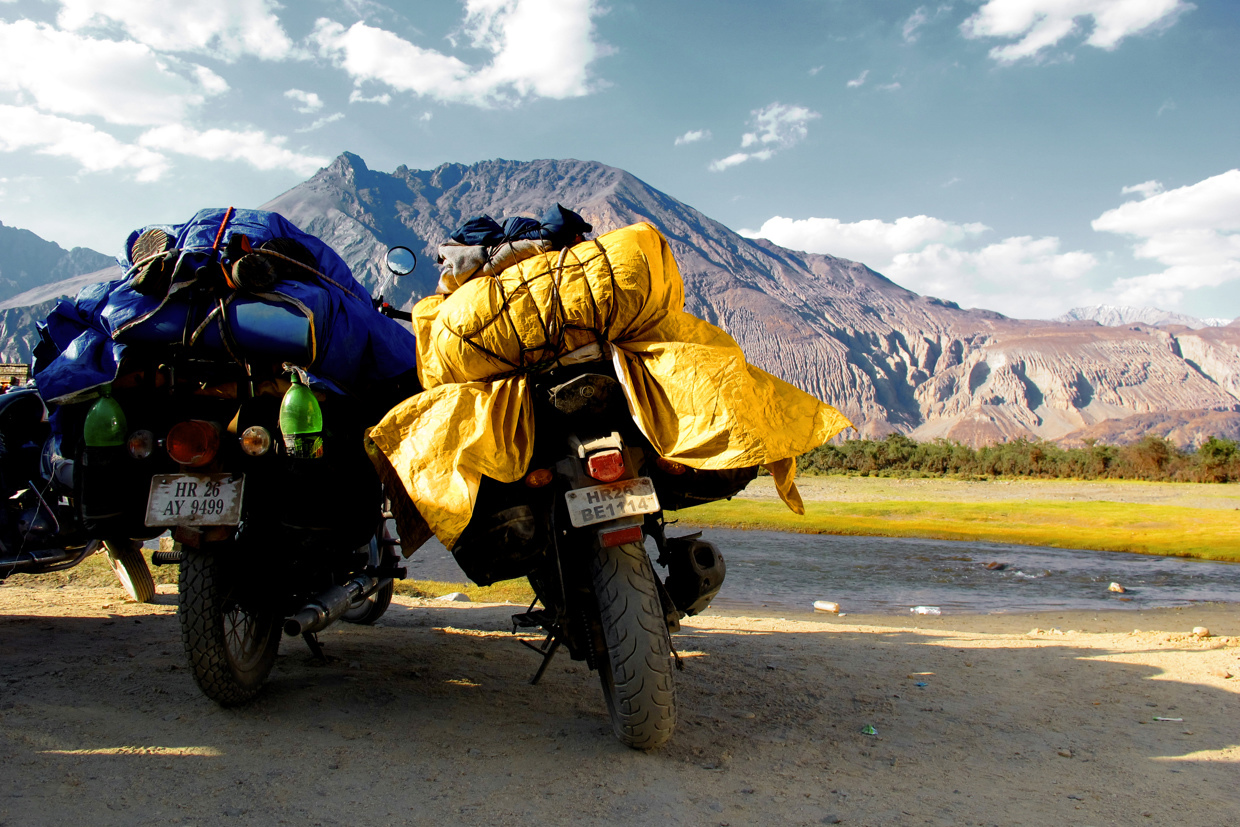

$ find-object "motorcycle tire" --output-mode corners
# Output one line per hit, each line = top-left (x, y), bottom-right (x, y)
(590, 540), (677, 750)
(343, 530), (395, 625)
(178, 547), (281, 706)
(102, 539), (156, 604)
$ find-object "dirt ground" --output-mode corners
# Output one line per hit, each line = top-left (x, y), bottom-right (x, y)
(1, 580), (1237, 827)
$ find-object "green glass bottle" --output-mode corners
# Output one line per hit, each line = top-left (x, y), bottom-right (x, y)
(82, 385), (127, 447)
(279, 373), (324, 459)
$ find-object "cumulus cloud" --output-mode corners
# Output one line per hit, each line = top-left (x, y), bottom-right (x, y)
(710, 103), (818, 171)
(962, 0), (1193, 63)
(138, 125), (329, 176)
(744, 212), (1099, 317)
(55, 0), (296, 61)
(0, 104), (168, 181)
(0, 20), (226, 126)
(743, 215), (989, 270)
(285, 89), (325, 114)
(312, 0), (608, 107)
(674, 129), (710, 146)
(886, 236), (1098, 312)
(1093, 169), (1240, 306)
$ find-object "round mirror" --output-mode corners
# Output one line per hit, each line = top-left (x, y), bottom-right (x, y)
(384, 246), (417, 276)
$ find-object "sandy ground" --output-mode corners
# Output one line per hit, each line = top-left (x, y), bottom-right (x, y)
(1, 580), (1237, 827)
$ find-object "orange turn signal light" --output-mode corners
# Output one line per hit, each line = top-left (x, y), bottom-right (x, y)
(655, 457), (688, 475)
(524, 468), (554, 488)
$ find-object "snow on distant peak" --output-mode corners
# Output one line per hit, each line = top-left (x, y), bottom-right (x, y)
(1055, 305), (1231, 329)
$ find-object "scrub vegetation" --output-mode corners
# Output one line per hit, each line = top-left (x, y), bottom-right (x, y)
(798, 434), (1240, 483)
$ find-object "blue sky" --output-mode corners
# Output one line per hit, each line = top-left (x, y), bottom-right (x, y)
(0, 0), (1237, 321)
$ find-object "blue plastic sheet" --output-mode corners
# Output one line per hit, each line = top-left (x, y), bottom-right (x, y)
(33, 208), (420, 405)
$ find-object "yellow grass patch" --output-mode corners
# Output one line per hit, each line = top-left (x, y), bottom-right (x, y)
(669, 499), (1240, 562)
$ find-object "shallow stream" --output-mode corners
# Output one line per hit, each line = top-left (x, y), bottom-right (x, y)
(406, 529), (1240, 616)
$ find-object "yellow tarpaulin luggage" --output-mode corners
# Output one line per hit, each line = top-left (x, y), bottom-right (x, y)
(369, 222), (853, 549)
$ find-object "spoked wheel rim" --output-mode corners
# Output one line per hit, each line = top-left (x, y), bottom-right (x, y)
(223, 602), (274, 673)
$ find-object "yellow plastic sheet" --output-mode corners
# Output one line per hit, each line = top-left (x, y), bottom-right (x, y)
(369, 222), (852, 549)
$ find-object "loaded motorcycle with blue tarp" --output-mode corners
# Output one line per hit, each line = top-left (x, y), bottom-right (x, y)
(22, 207), (422, 704)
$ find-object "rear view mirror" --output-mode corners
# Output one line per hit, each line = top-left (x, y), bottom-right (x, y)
(385, 246), (416, 276)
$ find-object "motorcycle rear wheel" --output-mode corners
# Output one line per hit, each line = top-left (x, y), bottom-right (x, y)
(101, 539), (156, 603)
(178, 547), (281, 706)
(343, 529), (395, 625)
(590, 540), (677, 750)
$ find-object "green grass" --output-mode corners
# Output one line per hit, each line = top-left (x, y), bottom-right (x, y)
(4, 549), (179, 589)
(668, 499), (1240, 562)
(393, 578), (535, 604)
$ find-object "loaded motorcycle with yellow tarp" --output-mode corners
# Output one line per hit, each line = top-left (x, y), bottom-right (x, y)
(370, 207), (852, 750)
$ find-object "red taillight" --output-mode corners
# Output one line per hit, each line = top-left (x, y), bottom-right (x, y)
(166, 420), (220, 467)
(586, 449), (625, 482)
(599, 525), (644, 547)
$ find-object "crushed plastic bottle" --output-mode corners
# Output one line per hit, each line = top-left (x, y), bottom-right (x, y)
(911, 606), (942, 615)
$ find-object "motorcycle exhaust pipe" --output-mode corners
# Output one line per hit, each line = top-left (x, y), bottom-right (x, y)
(284, 575), (380, 637)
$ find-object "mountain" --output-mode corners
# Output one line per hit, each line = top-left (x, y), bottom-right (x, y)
(4, 153), (1239, 446)
(258, 153), (1240, 446)
(1055, 305), (1232, 329)
(0, 220), (114, 302)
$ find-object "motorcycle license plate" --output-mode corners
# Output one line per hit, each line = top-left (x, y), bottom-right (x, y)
(565, 477), (659, 528)
(145, 473), (245, 527)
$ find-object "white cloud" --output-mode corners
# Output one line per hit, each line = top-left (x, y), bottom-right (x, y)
(962, 0), (1193, 63)
(744, 212), (1098, 317)
(0, 20), (226, 126)
(1093, 169), (1240, 306)
(295, 113), (344, 133)
(710, 103), (818, 171)
(878, 82), (902, 91)
(418, 112), (434, 123)
(743, 214), (989, 270)
(138, 125), (329, 176)
(0, 104), (168, 181)
(285, 89), (325, 114)
(674, 129), (710, 146)
(903, 7), (930, 42)
(709, 153), (751, 172)
(349, 90), (392, 105)
(312, 0), (609, 107)
(56, 0), (296, 61)
(847, 70), (869, 88)
(1121, 180), (1164, 199)
(741, 103), (819, 150)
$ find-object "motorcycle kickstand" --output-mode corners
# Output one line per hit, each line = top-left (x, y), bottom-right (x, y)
(519, 633), (560, 686)
(302, 631), (327, 662)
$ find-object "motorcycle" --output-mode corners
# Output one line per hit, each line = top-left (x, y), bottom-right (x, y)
(0, 387), (157, 602)
(449, 343), (752, 750)
(28, 210), (423, 705)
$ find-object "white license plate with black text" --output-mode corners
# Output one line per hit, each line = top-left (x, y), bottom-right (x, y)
(565, 477), (659, 528)
(146, 473), (245, 527)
